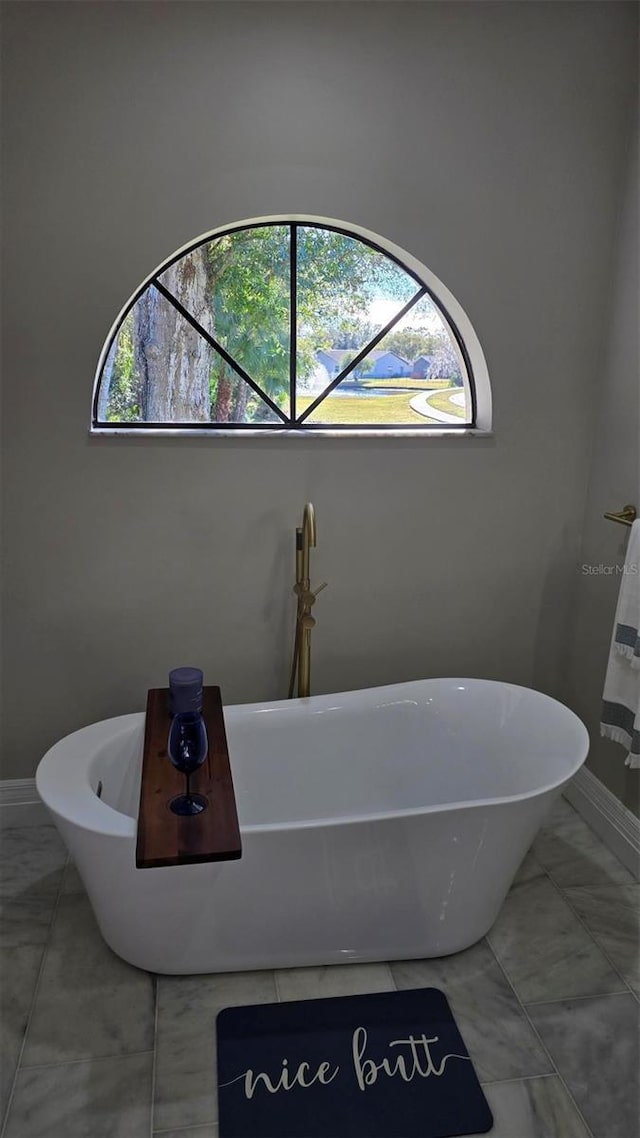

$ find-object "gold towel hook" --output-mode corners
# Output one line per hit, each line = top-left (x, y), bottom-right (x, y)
(603, 504), (637, 527)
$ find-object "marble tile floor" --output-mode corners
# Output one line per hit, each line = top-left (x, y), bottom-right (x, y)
(0, 798), (638, 1138)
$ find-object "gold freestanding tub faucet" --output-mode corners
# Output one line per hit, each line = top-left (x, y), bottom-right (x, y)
(288, 503), (327, 699)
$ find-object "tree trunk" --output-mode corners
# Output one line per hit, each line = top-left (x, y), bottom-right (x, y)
(231, 381), (250, 422)
(136, 249), (213, 421)
(215, 365), (233, 422)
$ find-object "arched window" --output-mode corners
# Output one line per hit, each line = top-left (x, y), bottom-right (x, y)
(92, 217), (491, 435)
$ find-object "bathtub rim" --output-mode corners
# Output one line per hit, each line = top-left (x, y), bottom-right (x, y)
(35, 677), (589, 839)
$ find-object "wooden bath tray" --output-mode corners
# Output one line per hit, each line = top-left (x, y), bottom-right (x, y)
(136, 685), (242, 869)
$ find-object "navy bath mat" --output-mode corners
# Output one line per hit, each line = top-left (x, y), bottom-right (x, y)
(216, 987), (493, 1138)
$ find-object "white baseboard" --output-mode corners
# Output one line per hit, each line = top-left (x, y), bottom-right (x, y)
(0, 778), (48, 828)
(564, 766), (640, 880)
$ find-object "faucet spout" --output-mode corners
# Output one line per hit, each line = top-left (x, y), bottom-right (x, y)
(301, 502), (316, 583)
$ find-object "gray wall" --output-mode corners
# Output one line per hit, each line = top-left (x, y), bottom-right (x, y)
(1, 1), (637, 781)
(567, 126), (640, 817)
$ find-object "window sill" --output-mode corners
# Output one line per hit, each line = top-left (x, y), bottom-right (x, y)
(90, 426), (493, 440)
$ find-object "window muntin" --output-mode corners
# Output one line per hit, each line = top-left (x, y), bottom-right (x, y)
(93, 219), (482, 433)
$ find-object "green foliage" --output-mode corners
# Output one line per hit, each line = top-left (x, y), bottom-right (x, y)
(207, 227), (290, 416)
(327, 318), (377, 350)
(383, 326), (437, 363)
(106, 313), (142, 421)
(336, 350), (374, 381)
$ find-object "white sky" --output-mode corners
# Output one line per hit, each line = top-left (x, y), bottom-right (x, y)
(368, 297), (443, 332)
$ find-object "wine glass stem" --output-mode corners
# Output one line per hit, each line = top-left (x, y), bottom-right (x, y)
(185, 771), (191, 804)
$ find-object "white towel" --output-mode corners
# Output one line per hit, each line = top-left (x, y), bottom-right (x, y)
(601, 518), (640, 767)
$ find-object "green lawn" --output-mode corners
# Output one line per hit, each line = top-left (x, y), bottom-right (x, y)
(297, 392), (438, 425)
(424, 390), (467, 418)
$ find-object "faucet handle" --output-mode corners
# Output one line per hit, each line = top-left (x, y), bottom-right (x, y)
(294, 581), (327, 607)
(305, 582), (328, 606)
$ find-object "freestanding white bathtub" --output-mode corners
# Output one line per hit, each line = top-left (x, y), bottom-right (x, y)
(36, 679), (588, 975)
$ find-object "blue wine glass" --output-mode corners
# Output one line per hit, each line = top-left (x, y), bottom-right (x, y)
(168, 711), (209, 816)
